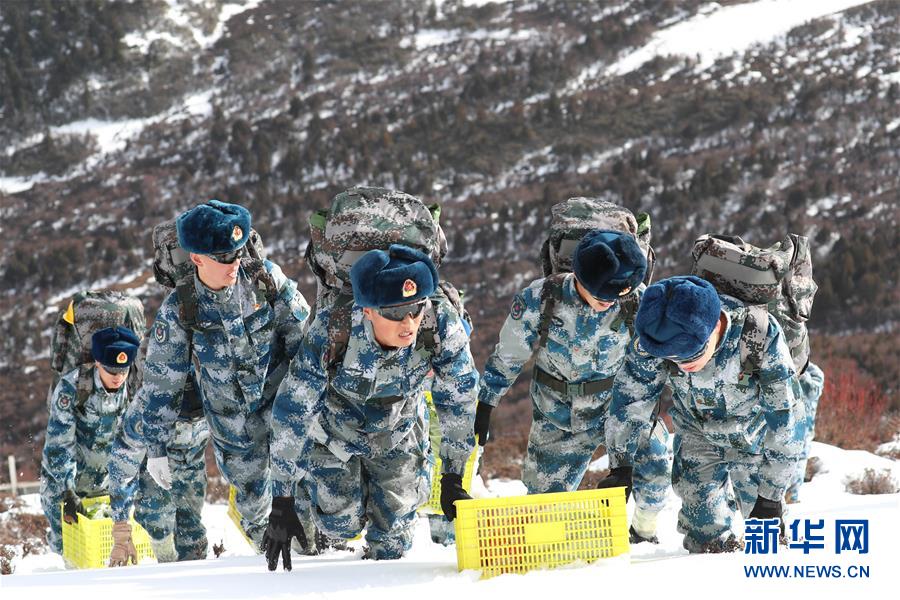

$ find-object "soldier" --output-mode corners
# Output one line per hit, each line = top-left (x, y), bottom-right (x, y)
(40, 326), (140, 554)
(477, 230), (671, 543)
(107, 378), (209, 566)
(264, 244), (477, 569)
(141, 200), (309, 548)
(785, 361), (825, 503)
(604, 276), (805, 553)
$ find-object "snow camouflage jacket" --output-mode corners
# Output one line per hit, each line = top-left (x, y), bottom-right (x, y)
(478, 273), (640, 433)
(271, 296), (477, 497)
(606, 294), (805, 501)
(141, 261), (309, 458)
(109, 387), (209, 522)
(42, 367), (129, 501)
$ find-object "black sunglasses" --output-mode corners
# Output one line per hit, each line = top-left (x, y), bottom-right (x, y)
(375, 299), (427, 322)
(209, 247), (245, 264)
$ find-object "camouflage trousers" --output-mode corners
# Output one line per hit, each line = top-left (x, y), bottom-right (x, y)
(786, 390), (821, 503)
(523, 409), (671, 514)
(672, 429), (762, 553)
(206, 407), (272, 548)
(135, 418), (209, 561)
(304, 425), (432, 560)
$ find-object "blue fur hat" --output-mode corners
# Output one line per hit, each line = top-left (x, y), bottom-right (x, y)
(91, 326), (140, 373)
(350, 244), (439, 308)
(176, 200), (251, 255)
(573, 230), (647, 301)
(634, 276), (721, 361)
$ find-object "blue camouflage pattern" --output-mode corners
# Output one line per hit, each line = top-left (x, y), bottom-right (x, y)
(141, 262), (308, 546)
(478, 274), (670, 511)
(607, 294), (805, 551)
(109, 387), (210, 561)
(40, 367), (129, 553)
(272, 296), (476, 559)
(786, 362), (825, 502)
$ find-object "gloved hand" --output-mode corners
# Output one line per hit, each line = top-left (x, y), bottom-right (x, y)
(63, 489), (84, 525)
(440, 473), (472, 521)
(596, 466), (633, 502)
(473, 402), (493, 446)
(748, 495), (784, 535)
(108, 521), (138, 567)
(263, 496), (306, 572)
(147, 456), (172, 490)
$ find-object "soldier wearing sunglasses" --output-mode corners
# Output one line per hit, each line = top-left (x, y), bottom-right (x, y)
(264, 244), (477, 568)
(140, 200), (310, 550)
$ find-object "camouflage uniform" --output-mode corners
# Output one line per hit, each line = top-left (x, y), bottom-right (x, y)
(40, 368), (129, 553)
(271, 297), (476, 560)
(142, 262), (308, 546)
(607, 295), (805, 552)
(479, 273), (671, 509)
(109, 384), (210, 561)
(786, 362), (825, 502)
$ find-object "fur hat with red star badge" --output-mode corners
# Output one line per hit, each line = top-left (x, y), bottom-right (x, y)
(91, 326), (140, 373)
(350, 244), (439, 308)
(176, 199), (251, 255)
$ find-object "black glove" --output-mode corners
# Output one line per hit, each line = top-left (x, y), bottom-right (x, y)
(440, 473), (472, 521)
(596, 466), (633, 502)
(473, 402), (493, 446)
(262, 496), (307, 572)
(63, 490), (84, 525)
(748, 496), (784, 535)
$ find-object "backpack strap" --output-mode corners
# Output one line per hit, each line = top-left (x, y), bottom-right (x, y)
(737, 304), (769, 387)
(535, 274), (567, 351)
(75, 364), (95, 410)
(325, 292), (355, 383)
(610, 292), (639, 335)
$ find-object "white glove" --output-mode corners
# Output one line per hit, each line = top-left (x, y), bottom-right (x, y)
(147, 456), (173, 490)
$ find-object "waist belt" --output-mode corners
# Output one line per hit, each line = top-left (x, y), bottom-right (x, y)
(533, 367), (614, 396)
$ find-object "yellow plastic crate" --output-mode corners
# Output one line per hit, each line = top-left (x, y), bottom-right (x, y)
(419, 391), (480, 515)
(61, 495), (155, 569)
(454, 488), (630, 578)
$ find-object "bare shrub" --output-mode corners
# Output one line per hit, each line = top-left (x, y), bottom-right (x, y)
(815, 359), (891, 451)
(844, 468), (900, 495)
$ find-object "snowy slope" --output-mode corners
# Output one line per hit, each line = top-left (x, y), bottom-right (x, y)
(3, 442), (898, 598)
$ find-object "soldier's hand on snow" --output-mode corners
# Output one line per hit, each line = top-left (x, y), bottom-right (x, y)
(62, 489), (84, 524)
(440, 473), (472, 521)
(263, 496), (307, 571)
(473, 402), (493, 446)
(108, 521), (138, 567)
(147, 456), (173, 490)
(596, 466), (633, 502)
(749, 495), (784, 535)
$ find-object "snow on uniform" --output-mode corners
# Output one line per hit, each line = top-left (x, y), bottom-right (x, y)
(108, 382), (209, 561)
(606, 294), (805, 552)
(785, 362), (825, 502)
(478, 273), (671, 509)
(40, 367), (129, 553)
(141, 261), (309, 546)
(271, 297), (477, 560)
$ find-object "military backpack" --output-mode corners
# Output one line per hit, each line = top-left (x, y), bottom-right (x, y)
(48, 291), (146, 408)
(690, 233), (817, 380)
(535, 197), (656, 349)
(305, 186), (471, 379)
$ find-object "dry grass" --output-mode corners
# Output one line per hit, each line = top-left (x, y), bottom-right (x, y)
(0, 496), (48, 575)
(844, 468), (900, 495)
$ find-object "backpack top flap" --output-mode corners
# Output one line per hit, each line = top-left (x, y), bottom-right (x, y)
(309, 187), (445, 290)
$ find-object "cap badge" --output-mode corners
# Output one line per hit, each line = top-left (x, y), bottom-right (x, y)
(402, 279), (417, 298)
(618, 286), (632, 297)
(232, 225), (243, 242)
(116, 351), (128, 364)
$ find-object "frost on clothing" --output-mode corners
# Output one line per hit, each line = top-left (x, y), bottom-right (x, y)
(478, 273), (670, 511)
(108, 387), (210, 561)
(271, 297), (476, 558)
(141, 262), (309, 544)
(40, 368), (128, 553)
(607, 294), (805, 549)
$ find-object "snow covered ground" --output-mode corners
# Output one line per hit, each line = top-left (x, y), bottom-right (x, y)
(3, 441), (898, 598)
